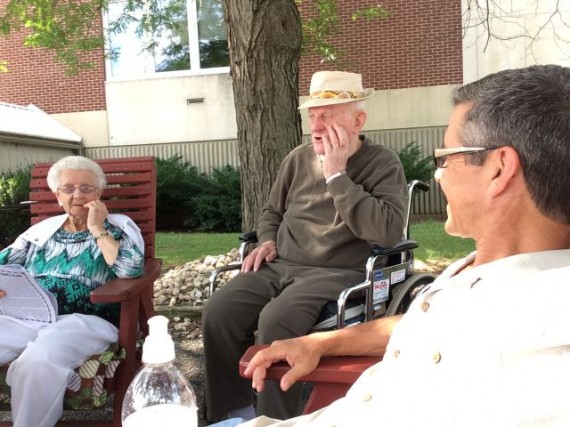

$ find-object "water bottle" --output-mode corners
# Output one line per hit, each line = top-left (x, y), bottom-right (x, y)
(121, 315), (198, 427)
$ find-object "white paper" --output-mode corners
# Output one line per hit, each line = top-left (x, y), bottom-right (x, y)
(0, 264), (57, 323)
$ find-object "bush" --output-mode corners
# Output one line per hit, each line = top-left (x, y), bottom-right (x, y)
(192, 165), (241, 231)
(0, 166), (32, 247)
(155, 156), (209, 231)
(398, 142), (435, 183)
(155, 157), (241, 232)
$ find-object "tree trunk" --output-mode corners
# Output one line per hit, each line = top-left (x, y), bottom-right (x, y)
(223, 0), (302, 232)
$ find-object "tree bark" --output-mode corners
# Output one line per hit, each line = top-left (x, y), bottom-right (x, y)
(223, 0), (302, 232)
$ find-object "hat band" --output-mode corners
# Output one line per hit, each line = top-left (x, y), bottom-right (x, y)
(310, 90), (366, 100)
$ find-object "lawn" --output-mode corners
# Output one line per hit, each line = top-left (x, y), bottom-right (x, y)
(156, 220), (475, 270)
(155, 232), (241, 268)
(410, 220), (475, 271)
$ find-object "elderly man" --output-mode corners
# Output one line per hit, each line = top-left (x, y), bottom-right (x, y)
(202, 71), (409, 422)
(228, 64), (570, 427)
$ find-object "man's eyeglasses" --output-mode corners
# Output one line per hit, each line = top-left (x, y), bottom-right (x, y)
(433, 146), (496, 169)
(57, 185), (97, 195)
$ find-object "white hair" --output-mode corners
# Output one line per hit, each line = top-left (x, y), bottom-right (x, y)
(46, 156), (106, 192)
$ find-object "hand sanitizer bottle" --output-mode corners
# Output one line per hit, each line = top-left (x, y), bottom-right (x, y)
(121, 315), (197, 427)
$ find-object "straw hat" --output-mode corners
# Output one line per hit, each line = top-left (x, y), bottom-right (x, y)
(298, 71), (374, 109)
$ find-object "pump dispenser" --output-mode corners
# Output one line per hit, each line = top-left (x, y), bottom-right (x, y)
(121, 315), (197, 427)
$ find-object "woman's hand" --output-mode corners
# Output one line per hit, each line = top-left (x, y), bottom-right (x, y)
(0, 289), (6, 298)
(84, 200), (109, 235)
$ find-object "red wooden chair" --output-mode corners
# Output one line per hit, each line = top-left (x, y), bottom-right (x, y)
(239, 344), (380, 414)
(0, 156), (161, 427)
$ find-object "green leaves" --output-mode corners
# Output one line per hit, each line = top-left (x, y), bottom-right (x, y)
(155, 157), (241, 232)
(301, 1), (390, 64)
(1, 0), (391, 73)
(0, 166), (32, 247)
(0, 0), (108, 74)
(398, 142), (435, 183)
(351, 6), (391, 22)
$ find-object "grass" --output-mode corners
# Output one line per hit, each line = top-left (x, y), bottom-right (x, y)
(156, 232), (241, 268)
(156, 221), (476, 270)
(410, 220), (475, 271)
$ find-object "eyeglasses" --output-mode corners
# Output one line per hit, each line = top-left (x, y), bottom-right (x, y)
(433, 146), (497, 168)
(57, 185), (97, 195)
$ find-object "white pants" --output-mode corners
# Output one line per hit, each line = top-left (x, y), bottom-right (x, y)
(0, 313), (118, 427)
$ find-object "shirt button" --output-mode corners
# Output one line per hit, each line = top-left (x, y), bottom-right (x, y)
(393, 349), (400, 358)
(421, 302), (430, 312)
(433, 352), (442, 363)
(363, 394), (372, 402)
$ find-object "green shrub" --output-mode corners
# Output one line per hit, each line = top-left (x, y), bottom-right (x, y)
(155, 157), (241, 232)
(155, 156), (210, 231)
(0, 166), (32, 247)
(192, 165), (241, 232)
(398, 142), (435, 183)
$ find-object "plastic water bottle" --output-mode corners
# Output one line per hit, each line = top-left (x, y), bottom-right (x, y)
(121, 315), (198, 427)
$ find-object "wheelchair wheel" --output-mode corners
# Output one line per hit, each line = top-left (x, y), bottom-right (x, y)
(385, 273), (436, 316)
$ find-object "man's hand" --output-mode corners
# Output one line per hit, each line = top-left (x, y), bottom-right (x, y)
(322, 123), (354, 179)
(241, 240), (277, 273)
(243, 336), (322, 393)
(0, 289), (5, 298)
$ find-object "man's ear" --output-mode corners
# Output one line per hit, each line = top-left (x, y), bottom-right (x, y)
(354, 110), (367, 133)
(488, 146), (521, 197)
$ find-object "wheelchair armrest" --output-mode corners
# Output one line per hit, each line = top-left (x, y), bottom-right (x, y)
(371, 240), (418, 257)
(210, 231), (260, 295)
(208, 263), (243, 296)
(239, 344), (380, 414)
(240, 231), (258, 243)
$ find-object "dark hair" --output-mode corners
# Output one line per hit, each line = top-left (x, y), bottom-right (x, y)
(452, 65), (570, 223)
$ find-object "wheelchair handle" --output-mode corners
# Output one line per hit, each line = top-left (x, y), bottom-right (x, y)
(403, 180), (429, 240)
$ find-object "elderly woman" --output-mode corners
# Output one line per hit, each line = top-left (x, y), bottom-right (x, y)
(0, 156), (144, 427)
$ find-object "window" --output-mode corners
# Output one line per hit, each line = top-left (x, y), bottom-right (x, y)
(106, 0), (229, 78)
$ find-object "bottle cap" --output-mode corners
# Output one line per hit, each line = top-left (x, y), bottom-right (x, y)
(142, 315), (176, 364)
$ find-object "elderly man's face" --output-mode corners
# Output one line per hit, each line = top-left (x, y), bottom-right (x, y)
(308, 103), (361, 155)
(437, 103), (488, 239)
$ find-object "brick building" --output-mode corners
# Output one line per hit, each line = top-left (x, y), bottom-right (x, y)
(0, 0), (462, 150)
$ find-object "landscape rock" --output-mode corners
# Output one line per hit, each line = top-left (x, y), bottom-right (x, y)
(155, 248), (241, 339)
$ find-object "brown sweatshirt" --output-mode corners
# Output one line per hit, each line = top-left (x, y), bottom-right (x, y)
(257, 137), (408, 268)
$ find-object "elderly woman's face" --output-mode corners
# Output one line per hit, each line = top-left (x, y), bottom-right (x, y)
(55, 169), (101, 217)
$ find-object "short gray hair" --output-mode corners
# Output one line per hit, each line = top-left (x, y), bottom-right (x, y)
(452, 65), (570, 223)
(46, 156), (106, 192)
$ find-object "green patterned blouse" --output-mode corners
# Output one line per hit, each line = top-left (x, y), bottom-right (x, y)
(0, 220), (144, 327)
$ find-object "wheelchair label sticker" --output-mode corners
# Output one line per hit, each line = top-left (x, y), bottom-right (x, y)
(391, 269), (406, 284)
(373, 278), (390, 304)
(373, 271), (384, 280)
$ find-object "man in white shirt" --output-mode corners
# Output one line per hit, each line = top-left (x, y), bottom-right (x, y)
(218, 64), (570, 426)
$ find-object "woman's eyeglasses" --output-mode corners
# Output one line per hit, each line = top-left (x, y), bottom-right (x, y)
(433, 146), (497, 168)
(57, 185), (97, 194)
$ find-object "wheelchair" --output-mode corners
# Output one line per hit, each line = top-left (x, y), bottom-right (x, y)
(208, 179), (436, 331)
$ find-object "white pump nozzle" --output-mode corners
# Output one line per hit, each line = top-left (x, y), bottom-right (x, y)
(142, 315), (175, 364)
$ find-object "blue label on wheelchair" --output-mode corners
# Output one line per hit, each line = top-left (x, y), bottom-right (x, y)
(373, 271), (384, 280)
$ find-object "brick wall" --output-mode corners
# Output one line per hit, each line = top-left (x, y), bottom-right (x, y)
(297, 0), (463, 93)
(0, 0), (462, 115)
(0, 0), (106, 114)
